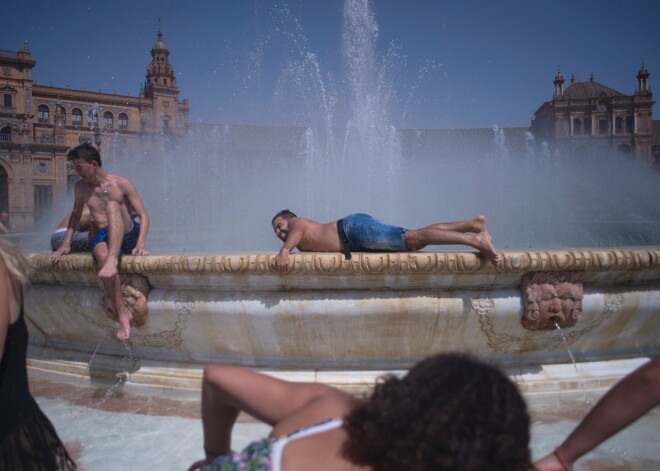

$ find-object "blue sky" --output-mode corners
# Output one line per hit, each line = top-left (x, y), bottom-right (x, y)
(2, 0), (658, 129)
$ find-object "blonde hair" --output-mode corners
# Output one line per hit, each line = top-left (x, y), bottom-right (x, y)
(0, 237), (30, 286)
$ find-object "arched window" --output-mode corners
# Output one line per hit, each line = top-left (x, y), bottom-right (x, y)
(72, 108), (83, 126)
(0, 126), (10, 143)
(38, 105), (49, 123)
(103, 111), (113, 129)
(615, 116), (623, 134)
(118, 113), (128, 129)
(572, 118), (581, 135)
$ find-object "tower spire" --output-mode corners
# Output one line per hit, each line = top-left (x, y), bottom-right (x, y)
(143, 24), (177, 97)
(553, 67), (565, 98)
(141, 23), (182, 134)
(637, 59), (650, 95)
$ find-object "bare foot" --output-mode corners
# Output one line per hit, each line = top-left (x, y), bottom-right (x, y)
(473, 231), (500, 267)
(116, 325), (130, 341)
(98, 259), (118, 279)
(115, 305), (133, 341)
(470, 214), (487, 233)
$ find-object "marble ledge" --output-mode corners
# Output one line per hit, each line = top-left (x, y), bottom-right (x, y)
(27, 247), (660, 276)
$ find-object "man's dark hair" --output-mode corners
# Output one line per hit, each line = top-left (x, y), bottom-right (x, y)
(342, 353), (531, 471)
(67, 143), (102, 167)
(271, 209), (297, 225)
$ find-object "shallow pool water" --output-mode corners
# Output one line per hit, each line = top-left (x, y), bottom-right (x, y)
(32, 377), (660, 471)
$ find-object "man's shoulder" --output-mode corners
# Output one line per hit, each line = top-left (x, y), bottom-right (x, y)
(109, 174), (137, 190)
(291, 217), (318, 228)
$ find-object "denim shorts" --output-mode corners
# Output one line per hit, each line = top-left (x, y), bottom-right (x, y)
(340, 213), (406, 252)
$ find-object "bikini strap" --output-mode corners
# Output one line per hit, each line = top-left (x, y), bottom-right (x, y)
(271, 418), (343, 471)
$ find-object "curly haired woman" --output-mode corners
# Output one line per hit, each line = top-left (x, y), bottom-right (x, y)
(189, 353), (530, 471)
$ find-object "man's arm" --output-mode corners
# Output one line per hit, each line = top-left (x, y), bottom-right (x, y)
(272, 221), (304, 273)
(0, 221), (8, 234)
(122, 178), (150, 255)
(533, 356), (660, 470)
(52, 187), (85, 262)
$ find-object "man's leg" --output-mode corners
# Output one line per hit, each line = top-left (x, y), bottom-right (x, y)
(98, 201), (124, 279)
(420, 214), (487, 234)
(94, 241), (132, 341)
(405, 215), (500, 266)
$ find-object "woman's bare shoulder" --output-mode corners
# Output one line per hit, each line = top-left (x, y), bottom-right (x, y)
(272, 389), (355, 437)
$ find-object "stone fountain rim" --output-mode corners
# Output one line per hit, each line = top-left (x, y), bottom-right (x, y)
(27, 247), (660, 276)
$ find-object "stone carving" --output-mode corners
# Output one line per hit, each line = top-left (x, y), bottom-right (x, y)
(604, 292), (624, 312)
(471, 290), (616, 353)
(521, 272), (583, 330)
(134, 297), (195, 349)
(471, 295), (495, 316)
(28, 248), (660, 276)
(101, 274), (150, 327)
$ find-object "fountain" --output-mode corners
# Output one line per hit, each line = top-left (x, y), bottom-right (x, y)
(21, 0), (660, 454)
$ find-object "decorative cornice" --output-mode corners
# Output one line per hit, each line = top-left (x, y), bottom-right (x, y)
(28, 248), (660, 276)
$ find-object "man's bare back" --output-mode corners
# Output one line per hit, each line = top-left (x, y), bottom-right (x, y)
(285, 218), (342, 252)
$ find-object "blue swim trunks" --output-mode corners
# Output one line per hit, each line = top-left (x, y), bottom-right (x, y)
(340, 213), (406, 252)
(89, 221), (140, 255)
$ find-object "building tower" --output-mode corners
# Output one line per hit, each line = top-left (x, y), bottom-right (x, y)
(633, 61), (654, 162)
(140, 23), (188, 135)
(637, 60), (650, 95)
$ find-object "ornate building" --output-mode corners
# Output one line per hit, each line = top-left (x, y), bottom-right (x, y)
(531, 63), (655, 161)
(0, 28), (189, 229)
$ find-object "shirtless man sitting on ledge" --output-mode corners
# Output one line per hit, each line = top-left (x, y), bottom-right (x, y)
(270, 210), (500, 273)
(52, 143), (150, 341)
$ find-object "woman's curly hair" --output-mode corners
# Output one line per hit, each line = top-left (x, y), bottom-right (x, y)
(342, 353), (530, 471)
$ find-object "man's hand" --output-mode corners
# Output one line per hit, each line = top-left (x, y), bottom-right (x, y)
(131, 246), (149, 256)
(52, 245), (70, 263)
(272, 251), (290, 273)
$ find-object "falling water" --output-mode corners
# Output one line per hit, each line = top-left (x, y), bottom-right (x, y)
(555, 322), (592, 407)
(491, 124), (510, 159)
(524, 131), (536, 159)
(70, 333), (136, 413)
(41, 0), (660, 255)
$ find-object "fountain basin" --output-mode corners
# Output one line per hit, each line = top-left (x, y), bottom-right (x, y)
(25, 248), (660, 396)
